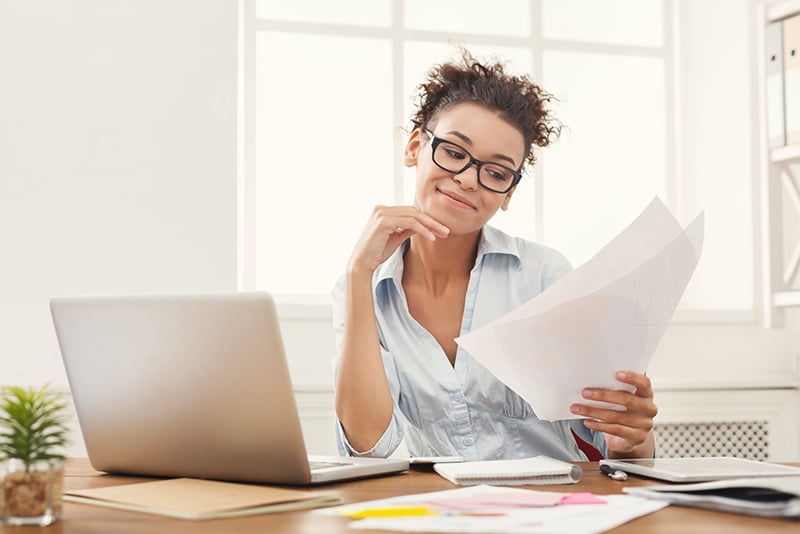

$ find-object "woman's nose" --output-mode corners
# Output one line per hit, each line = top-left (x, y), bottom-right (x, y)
(453, 163), (480, 190)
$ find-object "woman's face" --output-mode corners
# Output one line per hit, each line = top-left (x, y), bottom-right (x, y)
(405, 102), (526, 235)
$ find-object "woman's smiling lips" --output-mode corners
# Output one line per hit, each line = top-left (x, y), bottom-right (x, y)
(438, 188), (477, 209)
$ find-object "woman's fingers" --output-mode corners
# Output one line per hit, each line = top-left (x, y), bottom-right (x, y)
(614, 370), (654, 399)
(348, 205), (449, 274)
(374, 206), (450, 240)
(569, 370), (657, 452)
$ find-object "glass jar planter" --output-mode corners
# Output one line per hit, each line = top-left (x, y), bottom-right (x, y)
(0, 458), (64, 526)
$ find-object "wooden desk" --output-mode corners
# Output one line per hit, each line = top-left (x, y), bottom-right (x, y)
(3, 459), (796, 533)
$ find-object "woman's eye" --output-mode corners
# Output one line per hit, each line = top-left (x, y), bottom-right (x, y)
(445, 148), (467, 160)
(485, 167), (510, 181)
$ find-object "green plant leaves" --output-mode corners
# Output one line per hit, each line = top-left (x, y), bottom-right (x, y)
(0, 384), (69, 470)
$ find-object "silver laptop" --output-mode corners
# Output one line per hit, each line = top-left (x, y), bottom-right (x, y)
(50, 292), (408, 485)
(600, 457), (800, 483)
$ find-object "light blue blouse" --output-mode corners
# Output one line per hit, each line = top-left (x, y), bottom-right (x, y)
(331, 225), (608, 462)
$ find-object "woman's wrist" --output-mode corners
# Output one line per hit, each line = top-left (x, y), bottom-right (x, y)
(346, 264), (375, 284)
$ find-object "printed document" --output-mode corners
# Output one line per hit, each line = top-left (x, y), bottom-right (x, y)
(317, 485), (667, 533)
(456, 197), (704, 421)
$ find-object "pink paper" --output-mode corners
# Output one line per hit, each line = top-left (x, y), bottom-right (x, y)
(560, 492), (607, 505)
(426, 492), (563, 510)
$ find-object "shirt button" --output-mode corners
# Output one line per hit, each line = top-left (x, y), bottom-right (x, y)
(462, 437), (474, 447)
(453, 393), (464, 402)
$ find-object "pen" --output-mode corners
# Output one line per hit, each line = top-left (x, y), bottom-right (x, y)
(599, 464), (628, 481)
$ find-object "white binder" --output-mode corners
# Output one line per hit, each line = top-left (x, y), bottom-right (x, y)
(766, 21), (786, 148)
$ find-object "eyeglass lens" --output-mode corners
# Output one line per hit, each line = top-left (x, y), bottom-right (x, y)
(433, 140), (517, 193)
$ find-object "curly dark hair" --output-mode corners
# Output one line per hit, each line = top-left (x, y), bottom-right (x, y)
(409, 49), (561, 169)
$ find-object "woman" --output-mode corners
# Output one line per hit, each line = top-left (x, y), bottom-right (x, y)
(332, 50), (657, 462)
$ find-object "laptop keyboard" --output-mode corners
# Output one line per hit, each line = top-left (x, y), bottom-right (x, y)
(309, 460), (353, 471)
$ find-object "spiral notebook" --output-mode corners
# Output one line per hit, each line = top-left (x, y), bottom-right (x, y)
(433, 456), (582, 486)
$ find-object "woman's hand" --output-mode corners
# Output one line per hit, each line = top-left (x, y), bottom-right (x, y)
(347, 205), (450, 275)
(570, 370), (657, 458)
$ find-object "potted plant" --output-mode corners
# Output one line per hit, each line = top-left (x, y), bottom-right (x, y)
(0, 384), (69, 526)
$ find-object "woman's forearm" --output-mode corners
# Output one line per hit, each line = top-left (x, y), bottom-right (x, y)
(334, 268), (394, 452)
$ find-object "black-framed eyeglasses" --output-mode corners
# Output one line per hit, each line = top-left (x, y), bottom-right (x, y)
(424, 129), (523, 194)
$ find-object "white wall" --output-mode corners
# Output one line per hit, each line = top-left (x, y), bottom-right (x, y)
(0, 0), (239, 393)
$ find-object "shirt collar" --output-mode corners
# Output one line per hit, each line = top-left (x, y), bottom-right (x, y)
(475, 224), (523, 266)
(374, 225), (523, 292)
(373, 239), (407, 293)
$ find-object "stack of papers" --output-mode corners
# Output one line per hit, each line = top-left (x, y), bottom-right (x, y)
(624, 476), (800, 519)
(457, 198), (704, 421)
(317, 485), (667, 533)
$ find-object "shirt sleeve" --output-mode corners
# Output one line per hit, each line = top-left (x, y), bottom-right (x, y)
(542, 248), (573, 289)
(569, 419), (609, 459)
(330, 274), (405, 458)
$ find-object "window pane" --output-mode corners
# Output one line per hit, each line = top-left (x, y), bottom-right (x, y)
(405, 0), (530, 37)
(255, 33), (393, 295)
(676, 0), (753, 310)
(255, 0), (391, 27)
(541, 51), (666, 267)
(542, 0), (663, 47)
(403, 42), (537, 239)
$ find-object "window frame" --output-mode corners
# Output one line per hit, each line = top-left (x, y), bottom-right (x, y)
(239, 0), (759, 325)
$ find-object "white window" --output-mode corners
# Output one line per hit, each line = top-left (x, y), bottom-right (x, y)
(243, 0), (754, 319)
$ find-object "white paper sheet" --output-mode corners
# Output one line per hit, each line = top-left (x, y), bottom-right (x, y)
(348, 497), (667, 534)
(456, 197), (704, 421)
(317, 485), (667, 534)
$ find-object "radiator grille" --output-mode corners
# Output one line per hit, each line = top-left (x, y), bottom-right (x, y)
(654, 421), (769, 460)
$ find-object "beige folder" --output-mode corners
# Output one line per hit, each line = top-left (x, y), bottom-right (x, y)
(784, 13), (800, 145)
(64, 478), (341, 520)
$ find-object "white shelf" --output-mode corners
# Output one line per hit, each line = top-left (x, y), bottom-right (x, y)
(770, 144), (800, 163)
(761, 1), (800, 325)
(774, 290), (800, 307)
(767, 0), (800, 22)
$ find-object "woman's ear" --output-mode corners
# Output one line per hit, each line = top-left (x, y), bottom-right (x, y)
(404, 129), (423, 167)
(501, 186), (516, 211)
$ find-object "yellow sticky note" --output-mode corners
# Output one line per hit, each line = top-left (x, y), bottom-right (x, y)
(345, 506), (436, 519)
